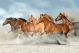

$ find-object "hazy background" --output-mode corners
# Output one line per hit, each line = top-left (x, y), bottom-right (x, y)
(0, 0), (79, 28)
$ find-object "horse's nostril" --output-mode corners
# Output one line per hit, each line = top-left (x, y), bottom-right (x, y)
(2, 23), (4, 25)
(2, 23), (6, 26)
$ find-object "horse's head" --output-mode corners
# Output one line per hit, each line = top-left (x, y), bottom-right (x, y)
(38, 14), (53, 23)
(55, 13), (65, 21)
(37, 14), (46, 23)
(3, 17), (17, 25)
(29, 15), (34, 22)
(55, 13), (72, 25)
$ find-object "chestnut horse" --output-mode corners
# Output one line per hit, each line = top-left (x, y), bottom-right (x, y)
(55, 13), (79, 36)
(55, 13), (72, 37)
(28, 15), (44, 33)
(15, 18), (44, 33)
(37, 14), (69, 38)
(14, 18), (35, 32)
(29, 15), (37, 24)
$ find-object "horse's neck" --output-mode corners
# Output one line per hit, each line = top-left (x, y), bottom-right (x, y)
(20, 22), (26, 27)
(62, 17), (71, 25)
(44, 19), (54, 26)
(32, 18), (37, 24)
(9, 21), (16, 31)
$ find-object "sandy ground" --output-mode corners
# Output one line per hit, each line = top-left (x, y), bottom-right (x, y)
(0, 27), (79, 53)
(0, 36), (78, 53)
(0, 44), (79, 53)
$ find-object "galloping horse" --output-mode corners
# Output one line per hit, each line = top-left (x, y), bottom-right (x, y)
(14, 18), (35, 33)
(3, 17), (17, 32)
(15, 18), (44, 33)
(29, 15), (37, 24)
(37, 14), (69, 38)
(55, 13), (72, 37)
(28, 15), (44, 33)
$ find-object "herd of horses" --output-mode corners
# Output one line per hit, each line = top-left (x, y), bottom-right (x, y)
(2, 13), (79, 39)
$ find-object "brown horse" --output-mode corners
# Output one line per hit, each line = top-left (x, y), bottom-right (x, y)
(55, 13), (72, 37)
(29, 15), (37, 24)
(37, 14), (69, 38)
(28, 15), (44, 33)
(15, 18), (44, 33)
(55, 13), (79, 36)
(3, 17), (17, 32)
(55, 13), (72, 26)
(14, 18), (35, 33)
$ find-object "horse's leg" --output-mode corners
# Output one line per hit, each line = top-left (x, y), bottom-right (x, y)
(59, 32), (68, 38)
(8, 30), (12, 33)
(41, 23), (45, 36)
(74, 29), (77, 36)
(59, 32), (63, 36)
(17, 33), (21, 38)
(64, 31), (69, 38)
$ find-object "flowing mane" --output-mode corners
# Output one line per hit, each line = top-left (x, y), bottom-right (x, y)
(18, 18), (27, 22)
(42, 14), (53, 21)
(46, 14), (53, 20)
(7, 17), (17, 20)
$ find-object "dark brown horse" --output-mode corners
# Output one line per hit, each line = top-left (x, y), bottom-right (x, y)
(3, 17), (17, 32)
(37, 14), (70, 38)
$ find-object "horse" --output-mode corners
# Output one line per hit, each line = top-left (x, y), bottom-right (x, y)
(2, 17), (17, 32)
(37, 14), (70, 38)
(14, 18), (34, 32)
(29, 15), (37, 24)
(55, 13), (72, 37)
(28, 15), (45, 33)
(15, 18), (44, 33)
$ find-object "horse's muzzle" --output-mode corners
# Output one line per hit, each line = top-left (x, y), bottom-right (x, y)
(2, 23), (5, 26)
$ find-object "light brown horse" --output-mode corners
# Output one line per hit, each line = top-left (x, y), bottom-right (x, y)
(28, 15), (44, 33)
(55, 13), (72, 37)
(15, 18), (44, 33)
(37, 14), (69, 38)
(29, 15), (37, 24)
(55, 13), (79, 36)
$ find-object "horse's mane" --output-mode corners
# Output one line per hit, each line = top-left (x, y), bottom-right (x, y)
(7, 17), (13, 20)
(47, 15), (53, 21)
(18, 18), (27, 22)
(44, 14), (53, 21)
(7, 17), (17, 21)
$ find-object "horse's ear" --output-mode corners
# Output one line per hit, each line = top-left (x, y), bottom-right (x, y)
(60, 12), (62, 15)
(62, 12), (65, 15)
(31, 15), (33, 17)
